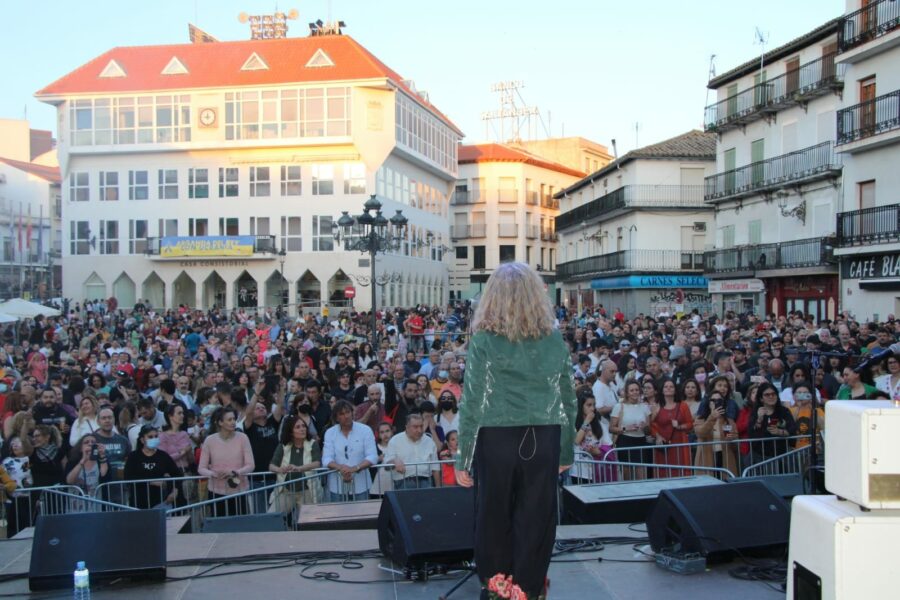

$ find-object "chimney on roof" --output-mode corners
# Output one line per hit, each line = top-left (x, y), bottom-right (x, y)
(308, 19), (346, 36)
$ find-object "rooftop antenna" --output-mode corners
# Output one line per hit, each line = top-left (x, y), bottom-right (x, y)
(480, 81), (548, 143)
(634, 122), (640, 148)
(754, 27), (769, 73)
(611, 139), (621, 170)
(238, 8), (298, 39)
(704, 54), (716, 126)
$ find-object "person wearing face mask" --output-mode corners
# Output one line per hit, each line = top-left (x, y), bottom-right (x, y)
(439, 363), (464, 402)
(435, 391), (459, 441)
(123, 424), (182, 509)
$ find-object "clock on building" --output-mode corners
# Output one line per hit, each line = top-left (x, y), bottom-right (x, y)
(198, 107), (217, 128)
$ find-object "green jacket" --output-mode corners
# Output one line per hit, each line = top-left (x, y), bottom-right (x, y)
(455, 330), (577, 471)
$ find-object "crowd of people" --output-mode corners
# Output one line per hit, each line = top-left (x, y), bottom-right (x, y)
(0, 296), (897, 535)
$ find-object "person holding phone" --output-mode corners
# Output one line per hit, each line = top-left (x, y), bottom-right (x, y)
(748, 382), (796, 464)
(64, 433), (110, 496)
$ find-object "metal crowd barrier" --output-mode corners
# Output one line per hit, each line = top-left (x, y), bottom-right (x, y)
(601, 435), (810, 462)
(741, 445), (812, 478)
(571, 457), (737, 483)
(2, 485), (88, 539)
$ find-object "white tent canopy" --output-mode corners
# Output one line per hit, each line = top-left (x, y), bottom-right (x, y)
(0, 312), (16, 324)
(0, 298), (61, 318)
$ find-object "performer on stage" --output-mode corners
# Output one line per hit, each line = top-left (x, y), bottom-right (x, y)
(455, 262), (576, 600)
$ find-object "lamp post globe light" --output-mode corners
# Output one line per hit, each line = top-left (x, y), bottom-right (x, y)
(333, 194), (408, 346)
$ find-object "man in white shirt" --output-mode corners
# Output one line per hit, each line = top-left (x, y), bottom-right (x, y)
(322, 400), (378, 501)
(592, 359), (620, 418)
(384, 414), (439, 489)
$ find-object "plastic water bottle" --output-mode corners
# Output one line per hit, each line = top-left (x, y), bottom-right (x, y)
(73, 561), (90, 599)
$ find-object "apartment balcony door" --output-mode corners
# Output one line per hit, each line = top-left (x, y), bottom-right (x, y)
(785, 57), (800, 95)
(860, 78), (876, 134)
(723, 148), (737, 194)
(751, 139), (765, 185)
(821, 43), (837, 80)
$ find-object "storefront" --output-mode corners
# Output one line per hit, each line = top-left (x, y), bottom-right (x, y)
(765, 274), (838, 323)
(589, 274), (710, 318)
(840, 251), (900, 321)
(708, 278), (765, 317)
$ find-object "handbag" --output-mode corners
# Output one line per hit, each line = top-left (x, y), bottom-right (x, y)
(301, 441), (323, 505)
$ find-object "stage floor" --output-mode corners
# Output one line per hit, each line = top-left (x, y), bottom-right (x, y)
(0, 524), (779, 599)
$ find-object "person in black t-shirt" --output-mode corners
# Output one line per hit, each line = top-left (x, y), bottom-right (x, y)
(243, 397), (283, 512)
(123, 425), (182, 509)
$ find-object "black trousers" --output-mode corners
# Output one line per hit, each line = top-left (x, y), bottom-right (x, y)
(474, 425), (560, 598)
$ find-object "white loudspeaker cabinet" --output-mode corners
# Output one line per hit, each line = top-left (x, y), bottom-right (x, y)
(787, 495), (900, 600)
(824, 400), (900, 509)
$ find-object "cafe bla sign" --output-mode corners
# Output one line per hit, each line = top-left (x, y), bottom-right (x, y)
(843, 253), (900, 280)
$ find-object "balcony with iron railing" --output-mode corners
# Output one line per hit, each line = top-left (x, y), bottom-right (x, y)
(450, 224), (487, 239)
(704, 237), (835, 275)
(525, 225), (539, 239)
(450, 190), (487, 205)
(540, 194), (559, 209)
(145, 235), (277, 257)
(540, 228), (557, 242)
(557, 249), (705, 280)
(836, 203), (900, 247)
(704, 53), (845, 133)
(836, 89), (900, 146)
(838, 0), (900, 52)
(556, 185), (707, 231)
(705, 142), (842, 202)
(526, 191), (539, 206)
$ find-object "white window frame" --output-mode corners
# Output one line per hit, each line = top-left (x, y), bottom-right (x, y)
(99, 171), (119, 201)
(70, 172), (90, 202)
(312, 165), (334, 195)
(312, 216), (334, 251)
(129, 219), (149, 254)
(250, 166), (271, 197)
(158, 169), (178, 199)
(189, 168), (209, 199)
(219, 167), (239, 197)
(128, 170), (148, 200)
(280, 165), (302, 196)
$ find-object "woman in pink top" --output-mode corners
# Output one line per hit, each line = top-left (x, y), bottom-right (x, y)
(198, 407), (254, 516)
(158, 403), (196, 504)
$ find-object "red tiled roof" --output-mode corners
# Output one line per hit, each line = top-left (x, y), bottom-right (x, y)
(35, 35), (462, 134)
(0, 156), (61, 184)
(458, 143), (586, 178)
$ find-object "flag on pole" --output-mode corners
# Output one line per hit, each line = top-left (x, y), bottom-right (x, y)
(38, 205), (43, 259)
(26, 205), (32, 257)
(17, 203), (22, 253)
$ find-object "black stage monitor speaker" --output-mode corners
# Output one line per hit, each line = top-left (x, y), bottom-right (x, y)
(646, 480), (790, 562)
(29, 509), (166, 591)
(378, 486), (474, 570)
(201, 513), (288, 533)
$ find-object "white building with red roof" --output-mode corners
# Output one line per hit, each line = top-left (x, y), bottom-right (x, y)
(451, 140), (608, 301)
(0, 119), (61, 299)
(36, 29), (462, 312)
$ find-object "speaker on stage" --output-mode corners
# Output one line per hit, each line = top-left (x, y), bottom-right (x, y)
(646, 480), (790, 562)
(201, 513), (288, 533)
(377, 486), (474, 570)
(29, 509), (166, 591)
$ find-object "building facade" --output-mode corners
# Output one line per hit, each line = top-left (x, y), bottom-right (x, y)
(36, 32), (461, 313)
(0, 119), (61, 300)
(702, 20), (844, 322)
(450, 143), (598, 300)
(833, 0), (900, 320)
(555, 131), (716, 317)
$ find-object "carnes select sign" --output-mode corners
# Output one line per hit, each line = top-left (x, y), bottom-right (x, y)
(842, 253), (900, 280)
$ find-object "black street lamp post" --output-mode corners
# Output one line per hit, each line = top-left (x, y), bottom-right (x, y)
(333, 195), (408, 347)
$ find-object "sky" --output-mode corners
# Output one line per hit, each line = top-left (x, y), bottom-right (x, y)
(3, 0), (843, 156)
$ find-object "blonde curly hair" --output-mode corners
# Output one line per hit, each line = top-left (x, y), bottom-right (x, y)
(472, 262), (555, 342)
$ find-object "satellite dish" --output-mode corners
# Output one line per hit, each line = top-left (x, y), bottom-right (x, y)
(288, 8), (299, 19)
(238, 12), (249, 23)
